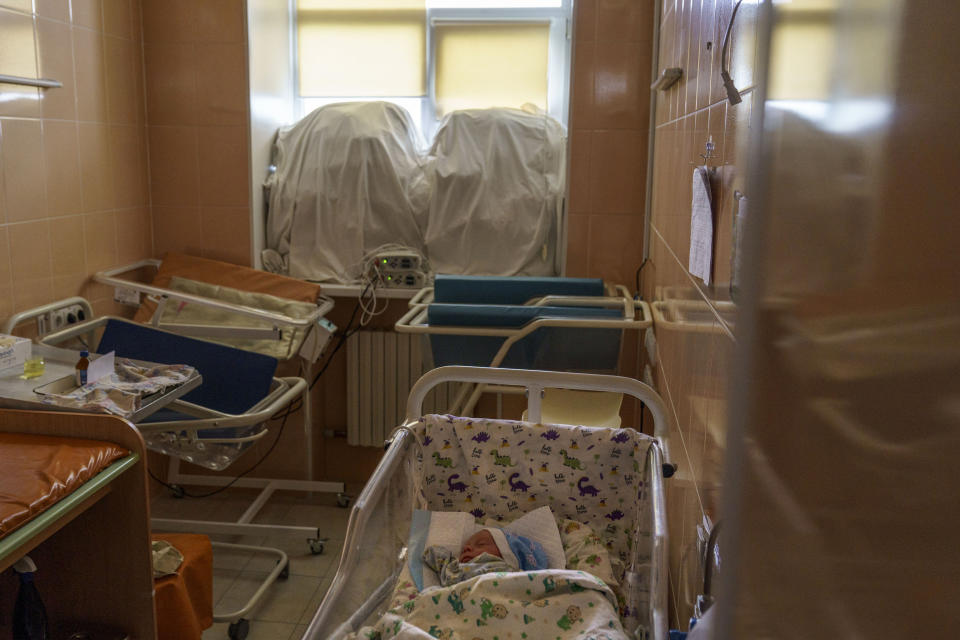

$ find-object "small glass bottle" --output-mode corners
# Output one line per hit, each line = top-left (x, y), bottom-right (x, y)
(75, 350), (89, 387)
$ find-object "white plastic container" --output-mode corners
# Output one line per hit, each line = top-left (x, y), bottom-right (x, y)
(0, 334), (31, 371)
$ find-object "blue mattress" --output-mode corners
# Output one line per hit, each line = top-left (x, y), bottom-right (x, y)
(433, 275), (604, 305)
(96, 319), (277, 417)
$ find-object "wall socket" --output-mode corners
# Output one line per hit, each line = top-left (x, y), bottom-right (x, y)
(36, 304), (87, 336)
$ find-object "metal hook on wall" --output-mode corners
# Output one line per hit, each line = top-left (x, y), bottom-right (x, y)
(690, 136), (719, 173)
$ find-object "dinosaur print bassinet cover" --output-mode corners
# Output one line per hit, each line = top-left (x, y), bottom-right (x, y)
(414, 413), (654, 578)
(344, 414), (655, 639)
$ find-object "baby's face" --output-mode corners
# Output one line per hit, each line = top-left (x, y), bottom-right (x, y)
(459, 530), (501, 563)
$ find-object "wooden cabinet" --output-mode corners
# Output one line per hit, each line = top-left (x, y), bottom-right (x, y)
(0, 410), (156, 639)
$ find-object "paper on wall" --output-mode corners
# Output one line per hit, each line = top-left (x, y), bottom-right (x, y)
(689, 166), (714, 285)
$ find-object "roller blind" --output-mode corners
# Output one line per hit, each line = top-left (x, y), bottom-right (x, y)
(434, 21), (550, 116)
(297, 0), (427, 97)
(768, 3), (837, 101)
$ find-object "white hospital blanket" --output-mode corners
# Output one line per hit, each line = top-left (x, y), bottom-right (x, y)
(350, 568), (628, 640)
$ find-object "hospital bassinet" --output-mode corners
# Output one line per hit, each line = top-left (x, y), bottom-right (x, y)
(396, 275), (653, 417)
(305, 366), (671, 640)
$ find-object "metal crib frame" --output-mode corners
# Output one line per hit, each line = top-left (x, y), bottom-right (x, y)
(35, 312), (345, 543)
(306, 366), (672, 640)
(94, 260), (334, 344)
(395, 284), (653, 417)
(5, 299), (346, 636)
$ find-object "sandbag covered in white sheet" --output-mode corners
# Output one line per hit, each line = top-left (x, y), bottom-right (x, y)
(425, 107), (566, 276)
(265, 101), (429, 282)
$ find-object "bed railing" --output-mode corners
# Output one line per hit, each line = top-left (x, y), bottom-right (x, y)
(395, 302), (654, 417)
(94, 259), (334, 338)
(306, 366), (674, 640)
(406, 366), (674, 476)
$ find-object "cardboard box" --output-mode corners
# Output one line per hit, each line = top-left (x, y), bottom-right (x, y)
(0, 334), (31, 371)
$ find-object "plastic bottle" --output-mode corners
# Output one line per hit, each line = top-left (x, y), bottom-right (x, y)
(12, 556), (49, 640)
(75, 349), (89, 387)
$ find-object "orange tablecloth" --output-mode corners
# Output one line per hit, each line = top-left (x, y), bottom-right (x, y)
(152, 533), (213, 640)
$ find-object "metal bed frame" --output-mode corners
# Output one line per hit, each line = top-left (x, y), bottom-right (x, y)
(395, 284), (653, 417)
(4, 298), (344, 639)
(19, 305), (345, 542)
(305, 366), (672, 640)
(94, 260), (334, 346)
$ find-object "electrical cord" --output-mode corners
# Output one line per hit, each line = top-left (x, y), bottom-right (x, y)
(151, 246), (419, 498)
(307, 277), (372, 391)
(147, 402), (294, 499)
(634, 258), (649, 298)
(721, 0), (745, 106)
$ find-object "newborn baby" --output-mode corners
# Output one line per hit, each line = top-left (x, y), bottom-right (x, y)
(424, 527), (548, 587)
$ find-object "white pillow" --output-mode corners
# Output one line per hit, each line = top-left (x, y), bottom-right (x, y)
(424, 511), (478, 554)
(485, 506), (566, 570)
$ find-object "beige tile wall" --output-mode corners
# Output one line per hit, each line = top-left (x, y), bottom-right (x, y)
(141, 0), (251, 267)
(642, 0), (758, 627)
(0, 0), (151, 329)
(567, 0), (652, 287)
(566, 0), (656, 428)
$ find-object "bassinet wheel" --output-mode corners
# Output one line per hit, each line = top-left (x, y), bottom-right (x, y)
(336, 493), (351, 508)
(308, 538), (325, 555)
(170, 484), (185, 499)
(278, 560), (290, 580)
(227, 618), (249, 640)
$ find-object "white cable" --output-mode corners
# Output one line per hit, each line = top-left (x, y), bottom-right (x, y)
(357, 262), (390, 326)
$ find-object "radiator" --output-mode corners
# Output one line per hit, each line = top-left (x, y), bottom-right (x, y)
(346, 331), (462, 447)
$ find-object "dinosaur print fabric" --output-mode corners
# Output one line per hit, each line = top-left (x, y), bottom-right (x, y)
(414, 414), (654, 578)
(348, 568), (628, 640)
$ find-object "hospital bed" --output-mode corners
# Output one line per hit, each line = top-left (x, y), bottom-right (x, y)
(87, 252), (346, 500)
(305, 366), (672, 640)
(94, 253), (335, 361)
(396, 275), (653, 418)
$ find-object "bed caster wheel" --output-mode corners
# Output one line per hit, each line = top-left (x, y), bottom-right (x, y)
(278, 560), (290, 580)
(308, 538), (325, 555)
(228, 618), (249, 640)
(336, 493), (351, 508)
(170, 485), (185, 499)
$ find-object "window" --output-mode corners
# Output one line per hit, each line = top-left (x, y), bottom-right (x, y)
(295, 0), (572, 139)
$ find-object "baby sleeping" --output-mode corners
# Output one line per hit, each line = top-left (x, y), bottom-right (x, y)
(423, 527), (549, 587)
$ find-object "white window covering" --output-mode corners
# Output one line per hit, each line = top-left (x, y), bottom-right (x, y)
(433, 21), (551, 115)
(297, 0), (427, 97)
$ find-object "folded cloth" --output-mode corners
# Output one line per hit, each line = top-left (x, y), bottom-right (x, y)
(40, 358), (195, 417)
(483, 527), (550, 571)
(152, 539), (184, 578)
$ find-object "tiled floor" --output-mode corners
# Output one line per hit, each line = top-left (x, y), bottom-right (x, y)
(150, 485), (358, 640)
